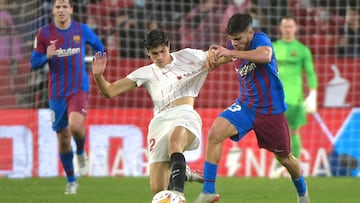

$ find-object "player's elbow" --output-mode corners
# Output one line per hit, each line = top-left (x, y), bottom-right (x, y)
(101, 90), (115, 99)
(257, 47), (272, 63)
(102, 93), (112, 99)
(263, 54), (272, 63)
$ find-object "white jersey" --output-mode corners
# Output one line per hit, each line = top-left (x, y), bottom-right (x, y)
(126, 48), (208, 114)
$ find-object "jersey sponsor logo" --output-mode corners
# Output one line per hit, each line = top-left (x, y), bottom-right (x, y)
(236, 62), (257, 77)
(55, 47), (81, 57)
(181, 68), (204, 78)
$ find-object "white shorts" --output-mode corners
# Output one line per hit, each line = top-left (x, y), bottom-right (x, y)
(147, 104), (202, 164)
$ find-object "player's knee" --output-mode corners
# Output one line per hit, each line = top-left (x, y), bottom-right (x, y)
(275, 153), (292, 166)
(57, 137), (71, 151)
(68, 124), (84, 137)
(207, 127), (224, 144)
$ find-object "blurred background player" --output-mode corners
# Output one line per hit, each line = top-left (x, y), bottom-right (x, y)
(194, 13), (310, 203)
(91, 29), (213, 202)
(271, 16), (318, 177)
(30, 0), (104, 194)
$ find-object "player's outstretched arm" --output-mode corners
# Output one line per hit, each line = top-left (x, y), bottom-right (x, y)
(92, 52), (136, 98)
(211, 44), (272, 64)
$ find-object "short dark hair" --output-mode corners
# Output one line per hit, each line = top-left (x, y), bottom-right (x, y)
(143, 29), (169, 50)
(226, 13), (252, 35)
(53, 0), (73, 6)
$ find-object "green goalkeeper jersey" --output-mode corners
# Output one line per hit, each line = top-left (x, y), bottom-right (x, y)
(273, 39), (318, 105)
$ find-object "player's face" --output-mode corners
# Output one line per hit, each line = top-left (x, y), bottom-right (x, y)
(228, 28), (254, 51)
(53, 0), (73, 25)
(280, 18), (297, 40)
(147, 45), (171, 68)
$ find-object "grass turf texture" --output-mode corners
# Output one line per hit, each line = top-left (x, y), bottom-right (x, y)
(0, 177), (359, 203)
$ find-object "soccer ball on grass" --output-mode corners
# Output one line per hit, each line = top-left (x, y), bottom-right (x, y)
(151, 190), (182, 203)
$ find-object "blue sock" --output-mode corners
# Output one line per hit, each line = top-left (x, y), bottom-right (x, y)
(60, 150), (76, 183)
(202, 161), (218, 194)
(74, 135), (85, 155)
(292, 175), (307, 196)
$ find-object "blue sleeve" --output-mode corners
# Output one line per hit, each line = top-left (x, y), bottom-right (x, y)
(81, 24), (104, 54)
(30, 51), (48, 70)
(252, 32), (272, 48)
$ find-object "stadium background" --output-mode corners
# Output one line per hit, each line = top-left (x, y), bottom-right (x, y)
(0, 0), (359, 178)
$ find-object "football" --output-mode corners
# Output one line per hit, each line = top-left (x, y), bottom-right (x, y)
(151, 190), (181, 203)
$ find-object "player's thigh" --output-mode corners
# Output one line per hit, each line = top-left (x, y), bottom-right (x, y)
(148, 117), (172, 163)
(216, 103), (255, 141)
(149, 162), (171, 192)
(49, 99), (68, 131)
(169, 126), (196, 152)
(254, 113), (290, 156)
(172, 108), (202, 151)
(208, 116), (238, 141)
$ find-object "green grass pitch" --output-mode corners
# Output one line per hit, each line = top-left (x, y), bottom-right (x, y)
(0, 177), (359, 203)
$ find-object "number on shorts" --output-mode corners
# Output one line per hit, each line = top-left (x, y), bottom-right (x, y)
(227, 103), (241, 112)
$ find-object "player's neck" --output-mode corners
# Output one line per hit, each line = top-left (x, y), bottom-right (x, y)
(55, 19), (72, 30)
(282, 36), (295, 42)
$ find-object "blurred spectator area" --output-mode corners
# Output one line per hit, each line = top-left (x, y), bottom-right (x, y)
(287, 0), (348, 56)
(2, 0), (360, 109)
(86, 0), (134, 34)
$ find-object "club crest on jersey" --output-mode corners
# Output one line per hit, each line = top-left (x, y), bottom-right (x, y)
(73, 35), (80, 43)
(236, 62), (257, 77)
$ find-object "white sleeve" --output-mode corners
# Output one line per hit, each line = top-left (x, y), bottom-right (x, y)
(126, 66), (149, 87)
(182, 48), (207, 64)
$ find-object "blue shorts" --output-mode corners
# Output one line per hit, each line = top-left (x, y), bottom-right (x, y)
(49, 91), (88, 132)
(220, 102), (290, 156)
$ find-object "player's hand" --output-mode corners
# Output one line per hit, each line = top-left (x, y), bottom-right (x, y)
(92, 52), (107, 76)
(46, 40), (57, 58)
(304, 89), (317, 113)
(210, 44), (230, 59)
(204, 48), (218, 71)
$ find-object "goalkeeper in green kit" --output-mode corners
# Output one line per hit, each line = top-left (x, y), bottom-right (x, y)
(272, 16), (318, 175)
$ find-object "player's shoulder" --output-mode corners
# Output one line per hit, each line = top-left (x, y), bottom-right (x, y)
(253, 31), (272, 45)
(254, 31), (271, 40)
(177, 48), (199, 53)
(76, 21), (91, 30)
(69, 20), (91, 32)
(135, 63), (155, 72)
(175, 48), (206, 58)
(36, 23), (55, 38)
(293, 39), (312, 52)
(38, 22), (55, 32)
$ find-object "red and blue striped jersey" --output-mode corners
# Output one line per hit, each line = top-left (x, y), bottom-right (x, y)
(31, 21), (104, 100)
(227, 32), (286, 114)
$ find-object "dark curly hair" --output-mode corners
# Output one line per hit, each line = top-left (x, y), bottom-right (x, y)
(143, 29), (169, 50)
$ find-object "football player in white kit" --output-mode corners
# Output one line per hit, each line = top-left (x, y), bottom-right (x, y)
(92, 29), (216, 202)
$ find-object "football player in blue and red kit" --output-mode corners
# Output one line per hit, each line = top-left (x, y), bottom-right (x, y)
(195, 13), (310, 203)
(30, 0), (104, 194)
